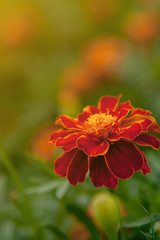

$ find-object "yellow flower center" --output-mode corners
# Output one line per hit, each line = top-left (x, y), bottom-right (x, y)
(84, 113), (117, 134)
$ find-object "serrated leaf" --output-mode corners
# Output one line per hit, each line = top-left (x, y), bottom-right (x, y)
(66, 203), (100, 240)
(121, 217), (151, 228)
(46, 225), (69, 240)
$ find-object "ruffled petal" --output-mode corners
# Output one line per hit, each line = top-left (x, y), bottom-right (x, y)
(77, 134), (109, 156)
(120, 115), (152, 131)
(98, 94), (122, 113)
(105, 141), (144, 179)
(67, 150), (88, 185)
(117, 101), (133, 112)
(148, 121), (160, 134)
(78, 111), (91, 123)
(54, 149), (78, 177)
(140, 151), (151, 175)
(130, 108), (152, 117)
(117, 101), (133, 120)
(56, 132), (84, 151)
(50, 129), (75, 144)
(133, 133), (160, 150)
(56, 115), (83, 129)
(119, 122), (142, 140)
(83, 105), (100, 114)
(108, 123), (142, 141)
(78, 106), (99, 123)
(89, 156), (118, 189)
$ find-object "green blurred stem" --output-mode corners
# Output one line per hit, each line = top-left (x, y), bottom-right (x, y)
(105, 231), (118, 240)
(0, 146), (24, 194)
(120, 228), (128, 240)
(0, 146), (39, 228)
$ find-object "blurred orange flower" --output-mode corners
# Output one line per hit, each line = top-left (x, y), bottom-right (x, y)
(30, 123), (58, 162)
(124, 11), (160, 46)
(69, 223), (91, 240)
(82, 37), (128, 78)
(58, 37), (128, 104)
(0, 6), (40, 48)
(59, 63), (97, 101)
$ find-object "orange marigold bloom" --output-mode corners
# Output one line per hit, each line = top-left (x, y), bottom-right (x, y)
(30, 123), (58, 162)
(83, 37), (127, 76)
(0, 6), (40, 48)
(50, 95), (160, 189)
(124, 11), (159, 45)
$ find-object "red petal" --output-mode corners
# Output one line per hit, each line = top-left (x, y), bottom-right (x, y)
(89, 156), (118, 189)
(54, 149), (78, 177)
(78, 106), (99, 123)
(83, 105), (100, 114)
(119, 122), (142, 140)
(130, 108), (152, 117)
(67, 150), (88, 185)
(77, 134), (109, 156)
(56, 115), (83, 129)
(140, 151), (151, 175)
(105, 141), (144, 179)
(117, 101), (133, 112)
(133, 134), (160, 150)
(148, 121), (160, 134)
(56, 132), (84, 151)
(120, 115), (152, 131)
(140, 118), (152, 131)
(98, 94), (122, 112)
(117, 101), (133, 120)
(50, 129), (74, 144)
(78, 111), (90, 123)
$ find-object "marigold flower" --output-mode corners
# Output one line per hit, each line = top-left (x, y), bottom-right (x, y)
(124, 11), (159, 46)
(50, 95), (160, 189)
(83, 37), (128, 76)
(30, 123), (58, 162)
(0, 6), (40, 48)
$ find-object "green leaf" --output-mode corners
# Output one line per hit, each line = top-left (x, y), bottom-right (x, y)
(66, 203), (100, 240)
(140, 230), (153, 240)
(121, 217), (151, 228)
(46, 225), (69, 240)
(26, 181), (60, 195)
(152, 214), (160, 222)
(55, 180), (70, 199)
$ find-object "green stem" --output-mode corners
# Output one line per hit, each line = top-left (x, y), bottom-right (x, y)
(0, 145), (39, 228)
(0, 146), (24, 194)
(120, 228), (128, 240)
(106, 231), (118, 240)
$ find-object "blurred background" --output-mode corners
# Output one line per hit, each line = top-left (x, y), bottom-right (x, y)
(0, 0), (160, 239)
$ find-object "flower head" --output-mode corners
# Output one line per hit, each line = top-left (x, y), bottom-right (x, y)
(50, 95), (160, 189)
(124, 11), (159, 46)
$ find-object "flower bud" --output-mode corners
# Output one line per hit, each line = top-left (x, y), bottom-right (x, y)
(91, 191), (121, 240)
(154, 221), (160, 236)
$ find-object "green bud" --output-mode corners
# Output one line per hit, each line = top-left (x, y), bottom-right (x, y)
(154, 221), (160, 236)
(91, 191), (121, 240)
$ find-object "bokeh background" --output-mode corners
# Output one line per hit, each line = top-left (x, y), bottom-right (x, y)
(0, 0), (160, 239)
